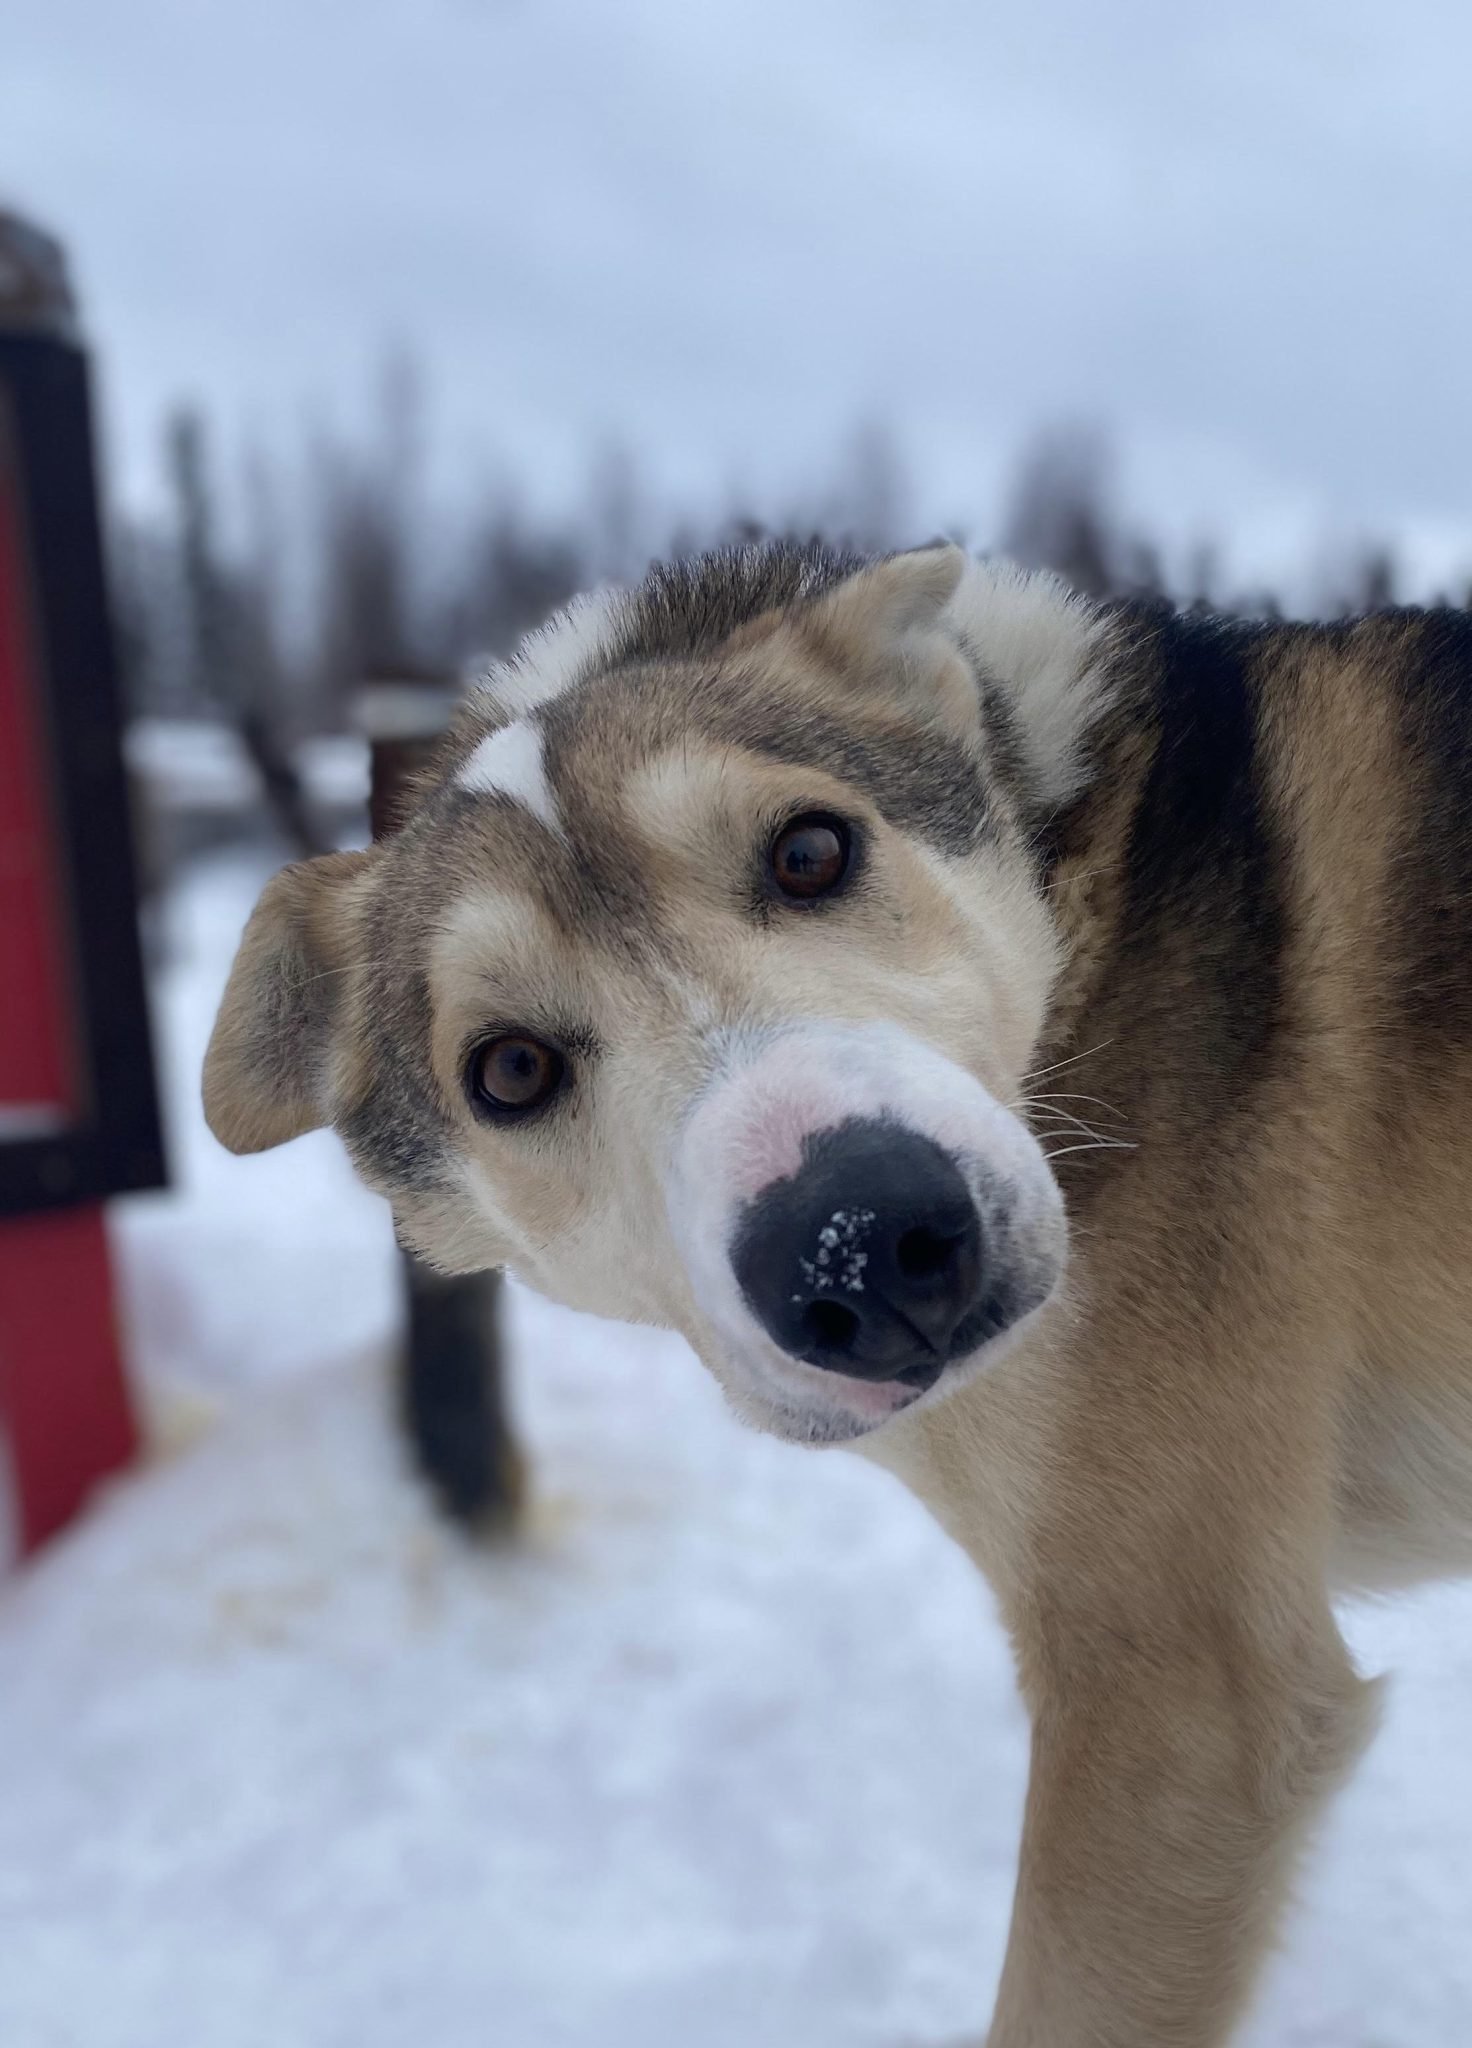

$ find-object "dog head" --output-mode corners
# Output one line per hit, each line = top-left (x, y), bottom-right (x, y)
(205, 542), (1108, 1443)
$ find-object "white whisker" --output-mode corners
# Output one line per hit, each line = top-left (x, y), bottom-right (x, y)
(1042, 859), (1122, 895)
(1017, 1105), (1112, 1143)
(1042, 1136), (1138, 1163)
(1019, 1090), (1129, 1124)
(1019, 1038), (1115, 1087)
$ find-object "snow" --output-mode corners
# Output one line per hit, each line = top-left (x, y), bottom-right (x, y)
(2, 850), (1471, 2046)
(125, 722), (369, 817)
(802, 1209), (876, 1297)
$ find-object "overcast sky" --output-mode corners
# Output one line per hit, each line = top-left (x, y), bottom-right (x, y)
(7, 0), (1472, 586)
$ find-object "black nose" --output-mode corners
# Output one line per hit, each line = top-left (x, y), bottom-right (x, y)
(731, 1118), (994, 1387)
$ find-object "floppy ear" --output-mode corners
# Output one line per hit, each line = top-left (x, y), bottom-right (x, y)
(809, 542), (967, 651)
(203, 849), (377, 1154)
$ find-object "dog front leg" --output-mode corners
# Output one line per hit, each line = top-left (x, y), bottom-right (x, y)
(985, 1598), (1377, 2048)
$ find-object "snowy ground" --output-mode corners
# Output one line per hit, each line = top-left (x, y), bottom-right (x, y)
(1, 851), (1470, 2048)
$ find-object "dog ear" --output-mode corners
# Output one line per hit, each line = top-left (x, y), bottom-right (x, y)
(810, 543), (966, 650)
(203, 849), (377, 1154)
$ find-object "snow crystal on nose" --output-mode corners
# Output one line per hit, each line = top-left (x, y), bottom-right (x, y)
(795, 1207), (877, 1300)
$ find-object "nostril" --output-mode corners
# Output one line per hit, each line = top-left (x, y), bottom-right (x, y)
(896, 1224), (964, 1282)
(801, 1299), (861, 1355)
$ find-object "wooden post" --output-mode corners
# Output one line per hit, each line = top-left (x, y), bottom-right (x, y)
(357, 678), (523, 1533)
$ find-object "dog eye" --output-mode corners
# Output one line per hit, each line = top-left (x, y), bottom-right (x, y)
(768, 813), (853, 903)
(467, 1035), (566, 1117)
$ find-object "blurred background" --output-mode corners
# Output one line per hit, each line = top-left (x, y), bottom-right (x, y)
(2, 5), (1472, 2044)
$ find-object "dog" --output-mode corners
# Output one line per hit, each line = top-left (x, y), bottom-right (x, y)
(204, 538), (1472, 2045)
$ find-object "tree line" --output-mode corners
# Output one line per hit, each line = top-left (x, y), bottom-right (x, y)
(112, 371), (1431, 819)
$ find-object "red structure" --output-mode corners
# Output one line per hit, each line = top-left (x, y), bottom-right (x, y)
(0, 214), (164, 1555)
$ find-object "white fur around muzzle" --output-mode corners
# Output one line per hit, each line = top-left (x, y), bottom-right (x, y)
(665, 1022), (1066, 1434)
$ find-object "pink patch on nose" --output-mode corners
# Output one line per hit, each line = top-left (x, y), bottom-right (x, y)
(715, 1084), (874, 1204)
(724, 1100), (829, 1203)
(687, 1038), (887, 1208)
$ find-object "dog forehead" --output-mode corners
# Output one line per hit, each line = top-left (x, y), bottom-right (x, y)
(416, 735), (789, 1045)
(416, 778), (680, 1002)
(434, 638), (827, 875)
(408, 557), (994, 971)
(422, 872), (656, 1065)
(430, 879), (555, 979)
(425, 866), (730, 1079)
(425, 634), (982, 932)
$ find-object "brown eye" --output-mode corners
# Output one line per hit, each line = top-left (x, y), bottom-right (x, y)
(768, 813), (853, 903)
(467, 1035), (565, 1117)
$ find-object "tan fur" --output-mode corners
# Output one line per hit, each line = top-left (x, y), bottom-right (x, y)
(203, 549), (1472, 2045)
(202, 849), (375, 1152)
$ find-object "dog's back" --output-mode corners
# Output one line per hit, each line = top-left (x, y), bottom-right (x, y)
(885, 600), (1472, 1594)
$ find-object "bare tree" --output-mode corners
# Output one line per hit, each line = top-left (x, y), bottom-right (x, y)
(588, 440), (646, 586)
(166, 405), (327, 855)
(1184, 538), (1221, 615)
(1119, 536), (1167, 602)
(1355, 546), (1396, 614)
(110, 515), (188, 717)
(448, 492), (585, 662)
(1001, 424), (1118, 597)
(830, 419), (910, 553)
(312, 348), (427, 716)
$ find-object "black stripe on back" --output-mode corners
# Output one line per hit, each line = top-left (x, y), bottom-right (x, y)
(1115, 609), (1287, 1128)
(1385, 608), (1472, 1042)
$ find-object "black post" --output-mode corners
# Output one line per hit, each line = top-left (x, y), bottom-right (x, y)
(358, 678), (523, 1533)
